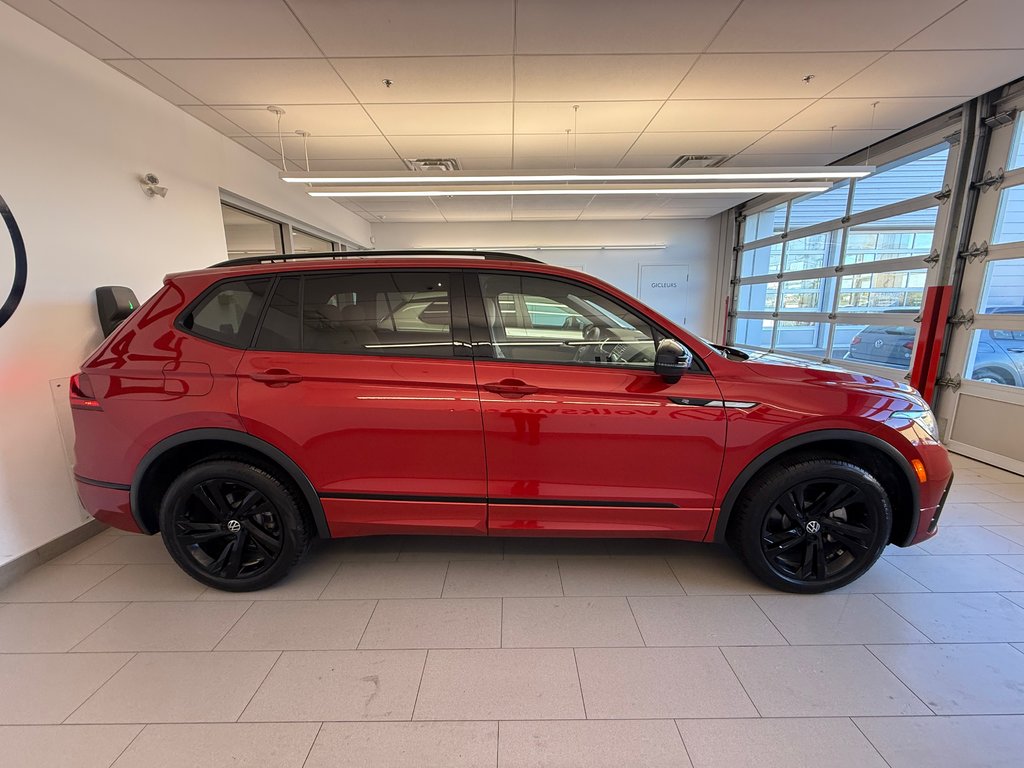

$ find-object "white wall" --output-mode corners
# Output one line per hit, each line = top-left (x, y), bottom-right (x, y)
(371, 218), (727, 335)
(0, 4), (370, 561)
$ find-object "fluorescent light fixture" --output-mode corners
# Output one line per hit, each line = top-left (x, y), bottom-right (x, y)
(309, 185), (831, 198)
(283, 168), (871, 184)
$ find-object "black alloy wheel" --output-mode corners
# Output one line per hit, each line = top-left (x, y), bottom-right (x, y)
(728, 457), (892, 593)
(159, 459), (310, 591)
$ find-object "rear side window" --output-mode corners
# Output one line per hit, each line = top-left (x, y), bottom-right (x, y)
(181, 278), (271, 348)
(253, 271), (456, 358)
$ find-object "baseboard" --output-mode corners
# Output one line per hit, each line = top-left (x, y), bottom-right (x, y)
(0, 519), (106, 591)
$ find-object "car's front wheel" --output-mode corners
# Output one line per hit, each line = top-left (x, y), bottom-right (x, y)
(159, 459), (310, 591)
(728, 456), (892, 593)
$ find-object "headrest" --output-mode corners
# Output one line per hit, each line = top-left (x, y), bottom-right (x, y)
(341, 303), (373, 324)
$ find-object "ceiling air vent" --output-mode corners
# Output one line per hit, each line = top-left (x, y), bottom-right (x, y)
(403, 158), (461, 172)
(668, 154), (729, 168)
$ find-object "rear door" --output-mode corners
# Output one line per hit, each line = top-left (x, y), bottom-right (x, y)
(468, 269), (728, 538)
(237, 269), (487, 536)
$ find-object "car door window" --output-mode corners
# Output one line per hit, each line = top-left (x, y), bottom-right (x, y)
(180, 277), (271, 348)
(301, 271), (455, 358)
(478, 273), (657, 367)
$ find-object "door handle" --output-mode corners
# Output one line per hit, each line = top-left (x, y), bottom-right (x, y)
(482, 378), (539, 398)
(249, 369), (303, 387)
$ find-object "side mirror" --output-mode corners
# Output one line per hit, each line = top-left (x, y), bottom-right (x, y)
(654, 338), (693, 383)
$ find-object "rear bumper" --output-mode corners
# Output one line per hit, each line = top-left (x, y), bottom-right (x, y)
(74, 476), (143, 534)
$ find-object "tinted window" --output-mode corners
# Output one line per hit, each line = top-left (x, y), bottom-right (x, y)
(478, 273), (656, 367)
(182, 278), (271, 347)
(255, 277), (300, 351)
(302, 272), (454, 358)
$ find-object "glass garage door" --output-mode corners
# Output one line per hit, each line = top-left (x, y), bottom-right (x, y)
(941, 97), (1024, 473)
(733, 136), (958, 380)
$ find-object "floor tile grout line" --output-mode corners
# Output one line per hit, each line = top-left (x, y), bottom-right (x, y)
(235, 650), (283, 723)
(211, 600), (258, 651)
(298, 721), (324, 768)
(624, 596), (648, 647)
(439, 560), (452, 599)
(672, 718), (696, 768)
(104, 722), (147, 768)
(747, 594), (792, 646)
(499, 596), (504, 649)
(862, 644), (937, 716)
(849, 716), (896, 768)
(571, 647), (588, 720)
(313, 558), (346, 600)
(874, 594), (941, 644)
(716, 646), (762, 718)
(69, 564), (129, 603)
(555, 559), (565, 597)
(409, 649), (430, 722)
(495, 719), (500, 768)
(60, 651), (138, 724)
(664, 555), (688, 595)
(354, 599), (380, 650)
(65, 601), (134, 653)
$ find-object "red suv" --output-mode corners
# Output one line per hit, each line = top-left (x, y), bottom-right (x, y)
(70, 251), (952, 593)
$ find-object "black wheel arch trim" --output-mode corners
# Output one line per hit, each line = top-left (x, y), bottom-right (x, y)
(712, 429), (920, 547)
(130, 428), (330, 538)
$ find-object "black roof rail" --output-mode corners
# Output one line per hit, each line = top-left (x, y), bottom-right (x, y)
(208, 249), (543, 268)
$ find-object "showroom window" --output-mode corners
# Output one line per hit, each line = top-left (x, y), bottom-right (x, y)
(732, 142), (953, 371)
(221, 202), (343, 258)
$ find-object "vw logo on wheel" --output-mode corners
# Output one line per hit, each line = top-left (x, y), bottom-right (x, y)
(805, 520), (821, 534)
(226, 519), (241, 533)
(0, 191), (28, 330)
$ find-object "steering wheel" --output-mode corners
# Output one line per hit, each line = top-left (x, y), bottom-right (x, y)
(573, 323), (611, 363)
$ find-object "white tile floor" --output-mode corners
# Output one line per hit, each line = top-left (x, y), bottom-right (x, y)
(1, 453), (1024, 766)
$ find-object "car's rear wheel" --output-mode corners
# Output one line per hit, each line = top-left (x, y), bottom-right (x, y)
(159, 459), (310, 591)
(972, 367), (1013, 386)
(727, 456), (892, 593)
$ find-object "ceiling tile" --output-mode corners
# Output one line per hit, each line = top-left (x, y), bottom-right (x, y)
(709, 0), (961, 52)
(515, 55), (696, 101)
(288, 0), (515, 56)
(106, 60), (200, 105)
(512, 155), (615, 169)
(513, 133), (638, 158)
(364, 103), (512, 135)
(276, 135), (397, 160)
(513, 211), (585, 220)
(628, 130), (766, 155)
(332, 57), (512, 103)
(671, 53), (881, 99)
(180, 106), (249, 135)
(231, 136), (283, 161)
(648, 99), (813, 131)
(780, 97), (964, 130)
(514, 0), (737, 54)
(57, 0), (320, 57)
(901, 0), (1024, 50)
(214, 104), (380, 136)
(3, 0), (129, 58)
(514, 101), (662, 134)
(387, 134), (513, 157)
(457, 157), (514, 170)
(742, 129), (894, 155)
(828, 50), (1024, 98)
(723, 152), (842, 167)
(144, 59), (355, 104)
(302, 158), (408, 172)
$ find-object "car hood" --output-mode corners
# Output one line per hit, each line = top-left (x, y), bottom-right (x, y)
(739, 349), (921, 399)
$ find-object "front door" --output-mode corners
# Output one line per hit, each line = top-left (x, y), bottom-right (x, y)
(237, 269), (487, 536)
(469, 270), (727, 538)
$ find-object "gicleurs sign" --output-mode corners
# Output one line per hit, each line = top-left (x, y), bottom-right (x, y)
(0, 192), (27, 329)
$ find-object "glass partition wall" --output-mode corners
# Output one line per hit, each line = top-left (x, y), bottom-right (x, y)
(733, 141), (957, 377)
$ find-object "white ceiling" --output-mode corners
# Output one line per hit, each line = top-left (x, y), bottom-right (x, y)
(5, 0), (1024, 223)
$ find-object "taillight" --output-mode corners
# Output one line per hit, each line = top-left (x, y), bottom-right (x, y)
(70, 373), (102, 410)
(903, 341), (914, 350)
(851, 336), (862, 345)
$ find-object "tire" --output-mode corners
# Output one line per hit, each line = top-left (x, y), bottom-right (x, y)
(972, 368), (1013, 386)
(159, 459), (310, 591)
(727, 456), (892, 593)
